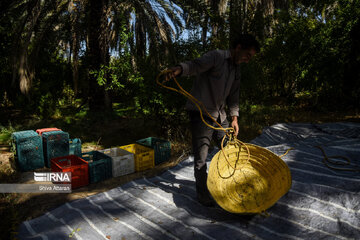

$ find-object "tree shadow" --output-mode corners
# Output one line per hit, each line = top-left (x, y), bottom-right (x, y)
(149, 171), (255, 224)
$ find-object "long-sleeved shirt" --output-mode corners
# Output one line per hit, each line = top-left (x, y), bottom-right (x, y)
(179, 49), (241, 123)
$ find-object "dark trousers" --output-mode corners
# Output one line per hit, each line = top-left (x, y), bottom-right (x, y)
(188, 111), (229, 195)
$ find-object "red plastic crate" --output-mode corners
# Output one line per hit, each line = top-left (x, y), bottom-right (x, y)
(51, 155), (89, 189)
(36, 128), (62, 136)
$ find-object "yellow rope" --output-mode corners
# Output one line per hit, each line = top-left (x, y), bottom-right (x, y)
(157, 70), (231, 131)
(156, 70), (295, 170)
(156, 70), (250, 169)
(158, 70), (360, 175)
(279, 148), (294, 158)
(157, 70), (296, 214)
(315, 146), (360, 172)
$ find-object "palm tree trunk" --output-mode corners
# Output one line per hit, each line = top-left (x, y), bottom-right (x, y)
(71, 3), (80, 96)
(17, 0), (41, 96)
(86, 0), (111, 111)
(230, 0), (243, 44)
(135, 13), (146, 62)
(201, 15), (209, 49)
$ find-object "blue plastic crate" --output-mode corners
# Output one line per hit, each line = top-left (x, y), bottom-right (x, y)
(42, 131), (69, 168)
(11, 130), (44, 171)
(69, 138), (82, 155)
(136, 137), (171, 165)
(77, 151), (112, 183)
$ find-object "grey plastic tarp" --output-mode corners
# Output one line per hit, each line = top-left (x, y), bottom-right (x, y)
(17, 122), (360, 240)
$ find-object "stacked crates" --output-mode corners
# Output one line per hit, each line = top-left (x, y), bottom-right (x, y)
(51, 155), (89, 189)
(69, 138), (82, 155)
(120, 144), (154, 172)
(77, 151), (112, 183)
(42, 131), (69, 168)
(11, 127), (172, 189)
(11, 130), (44, 171)
(136, 137), (171, 165)
(99, 148), (135, 177)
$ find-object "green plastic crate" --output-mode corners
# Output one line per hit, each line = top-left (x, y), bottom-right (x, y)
(42, 131), (69, 168)
(69, 138), (82, 155)
(77, 151), (112, 183)
(136, 137), (171, 165)
(11, 130), (44, 171)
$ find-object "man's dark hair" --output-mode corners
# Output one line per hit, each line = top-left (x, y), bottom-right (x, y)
(231, 34), (260, 52)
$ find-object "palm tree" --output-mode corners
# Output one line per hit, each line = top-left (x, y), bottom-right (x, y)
(85, 0), (184, 110)
(68, 0), (84, 96)
(7, 0), (184, 110)
(176, 0), (291, 47)
(113, 0), (183, 66)
(172, 0), (229, 48)
(9, 0), (69, 96)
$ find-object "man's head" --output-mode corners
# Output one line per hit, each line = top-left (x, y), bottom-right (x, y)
(231, 34), (260, 64)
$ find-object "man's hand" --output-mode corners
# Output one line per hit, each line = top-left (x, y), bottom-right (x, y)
(165, 66), (182, 82)
(231, 116), (239, 137)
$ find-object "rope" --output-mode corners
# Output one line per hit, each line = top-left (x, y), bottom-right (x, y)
(156, 69), (250, 169)
(315, 145), (360, 172)
(157, 70), (294, 214)
(279, 147), (294, 158)
(156, 70), (231, 132)
(156, 70), (294, 168)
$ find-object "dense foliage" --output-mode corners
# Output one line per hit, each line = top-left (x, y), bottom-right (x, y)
(0, 0), (359, 121)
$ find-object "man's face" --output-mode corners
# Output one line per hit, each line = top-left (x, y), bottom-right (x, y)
(234, 45), (257, 64)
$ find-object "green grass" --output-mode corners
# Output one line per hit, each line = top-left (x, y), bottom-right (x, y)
(0, 132), (11, 144)
(0, 123), (16, 144)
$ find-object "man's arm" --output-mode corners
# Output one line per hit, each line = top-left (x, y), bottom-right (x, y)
(227, 70), (241, 136)
(167, 50), (219, 80)
(179, 50), (218, 76)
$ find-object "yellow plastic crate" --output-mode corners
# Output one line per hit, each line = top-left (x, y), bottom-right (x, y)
(119, 143), (154, 172)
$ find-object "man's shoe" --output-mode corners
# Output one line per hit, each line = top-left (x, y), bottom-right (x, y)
(197, 192), (216, 207)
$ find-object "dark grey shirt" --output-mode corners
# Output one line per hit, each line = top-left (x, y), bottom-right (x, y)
(180, 49), (240, 123)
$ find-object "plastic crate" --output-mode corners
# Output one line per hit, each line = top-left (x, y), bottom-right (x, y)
(42, 131), (69, 168)
(36, 128), (62, 136)
(11, 130), (44, 171)
(51, 155), (89, 189)
(69, 138), (82, 155)
(77, 151), (112, 183)
(119, 144), (154, 172)
(99, 148), (135, 177)
(136, 137), (171, 165)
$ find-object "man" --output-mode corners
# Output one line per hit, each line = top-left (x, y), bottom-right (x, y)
(168, 34), (260, 206)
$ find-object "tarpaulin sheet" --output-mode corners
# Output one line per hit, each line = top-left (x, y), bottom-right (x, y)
(17, 122), (360, 240)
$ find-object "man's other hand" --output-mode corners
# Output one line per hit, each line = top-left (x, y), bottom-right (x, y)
(231, 116), (239, 137)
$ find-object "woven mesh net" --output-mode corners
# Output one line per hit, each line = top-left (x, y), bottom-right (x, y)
(11, 130), (44, 171)
(43, 131), (69, 167)
(207, 142), (291, 214)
